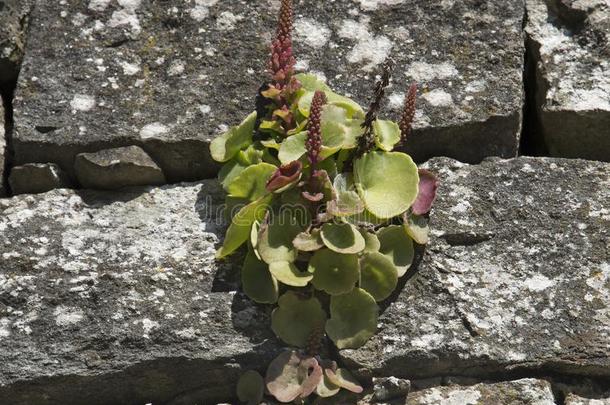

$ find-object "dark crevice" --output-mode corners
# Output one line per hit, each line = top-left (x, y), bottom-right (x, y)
(519, 5), (549, 157)
(551, 384), (567, 405)
(1, 79), (16, 197)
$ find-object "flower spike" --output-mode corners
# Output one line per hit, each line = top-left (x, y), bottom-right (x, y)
(269, 0), (296, 91)
(306, 90), (327, 167)
(399, 82), (417, 145)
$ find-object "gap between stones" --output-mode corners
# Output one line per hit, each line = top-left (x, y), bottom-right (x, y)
(0, 71), (16, 197)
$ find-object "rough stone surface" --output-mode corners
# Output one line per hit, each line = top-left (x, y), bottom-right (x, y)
(405, 378), (555, 404)
(526, 0), (610, 161)
(74, 145), (165, 189)
(1, 96), (5, 197)
(341, 157), (610, 380)
(0, 181), (279, 405)
(566, 393), (610, 405)
(373, 376), (411, 402)
(13, 0), (524, 187)
(0, 0), (32, 86)
(1, 157), (608, 404)
(8, 163), (71, 195)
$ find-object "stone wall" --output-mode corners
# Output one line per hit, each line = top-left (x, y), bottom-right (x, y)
(0, 0), (609, 404)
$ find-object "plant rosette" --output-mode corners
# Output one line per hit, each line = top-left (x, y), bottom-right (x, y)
(212, 0), (439, 403)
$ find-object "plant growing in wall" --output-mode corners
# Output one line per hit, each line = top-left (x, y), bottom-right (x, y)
(211, 0), (439, 403)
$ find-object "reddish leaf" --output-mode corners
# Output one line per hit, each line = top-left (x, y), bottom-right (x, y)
(266, 160), (303, 192)
(411, 169), (439, 215)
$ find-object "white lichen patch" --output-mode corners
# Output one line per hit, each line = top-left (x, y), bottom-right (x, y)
(418, 387), (481, 405)
(189, 0), (218, 22)
(523, 274), (556, 292)
(216, 11), (243, 31)
(108, 0), (142, 37)
(88, 0), (112, 11)
(54, 306), (85, 326)
(120, 61), (140, 76)
(337, 18), (393, 71)
(70, 94), (96, 112)
(294, 18), (331, 49)
(422, 89), (454, 107)
(140, 122), (169, 139)
(168, 60), (185, 76)
(355, 0), (406, 11)
(405, 61), (459, 82)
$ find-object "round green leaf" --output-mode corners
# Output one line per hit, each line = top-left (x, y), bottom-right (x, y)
(377, 225), (414, 277)
(360, 229), (381, 253)
(373, 119), (401, 151)
(269, 261), (313, 287)
(218, 159), (246, 191)
(309, 249), (359, 295)
(278, 132), (307, 164)
(293, 229), (324, 252)
(258, 209), (306, 264)
(325, 288), (378, 349)
(271, 292), (327, 347)
(210, 111), (257, 162)
(237, 370), (264, 405)
(216, 195), (272, 259)
(354, 152), (419, 219)
(241, 250), (278, 304)
(327, 173), (364, 217)
(320, 223), (366, 254)
(359, 252), (398, 301)
(227, 162), (277, 201)
(404, 213), (430, 245)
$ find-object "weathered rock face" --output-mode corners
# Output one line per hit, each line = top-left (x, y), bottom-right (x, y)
(1, 96), (5, 197)
(74, 145), (165, 189)
(8, 163), (71, 195)
(0, 0), (32, 86)
(526, 0), (610, 161)
(406, 378), (556, 404)
(12, 0), (524, 188)
(341, 157), (610, 380)
(566, 393), (610, 405)
(1, 157), (608, 404)
(0, 181), (279, 405)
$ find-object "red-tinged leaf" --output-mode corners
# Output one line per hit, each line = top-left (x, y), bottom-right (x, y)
(412, 169), (439, 215)
(266, 160), (303, 192)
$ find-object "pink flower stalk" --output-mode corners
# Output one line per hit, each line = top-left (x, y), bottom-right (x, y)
(399, 82), (417, 144)
(306, 90), (326, 167)
(269, 0), (296, 91)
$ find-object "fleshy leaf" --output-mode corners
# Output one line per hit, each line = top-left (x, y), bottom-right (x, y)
(278, 132), (307, 164)
(377, 225), (414, 277)
(327, 173), (364, 217)
(271, 292), (327, 347)
(295, 73), (364, 119)
(360, 229), (381, 253)
(269, 261), (313, 287)
(320, 222), (366, 254)
(403, 212), (430, 245)
(257, 209), (306, 264)
(210, 111), (257, 162)
(266, 161), (303, 193)
(359, 252), (398, 301)
(296, 73), (331, 92)
(216, 195), (272, 259)
(309, 249), (359, 295)
(325, 288), (378, 349)
(265, 351), (323, 403)
(293, 229), (324, 251)
(237, 370), (265, 405)
(316, 373), (341, 398)
(325, 368), (364, 394)
(241, 250), (278, 304)
(354, 151), (419, 219)
(373, 119), (401, 151)
(227, 162), (277, 201)
(412, 169), (439, 215)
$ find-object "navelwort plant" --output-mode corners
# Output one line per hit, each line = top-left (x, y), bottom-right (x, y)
(211, 1), (439, 403)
